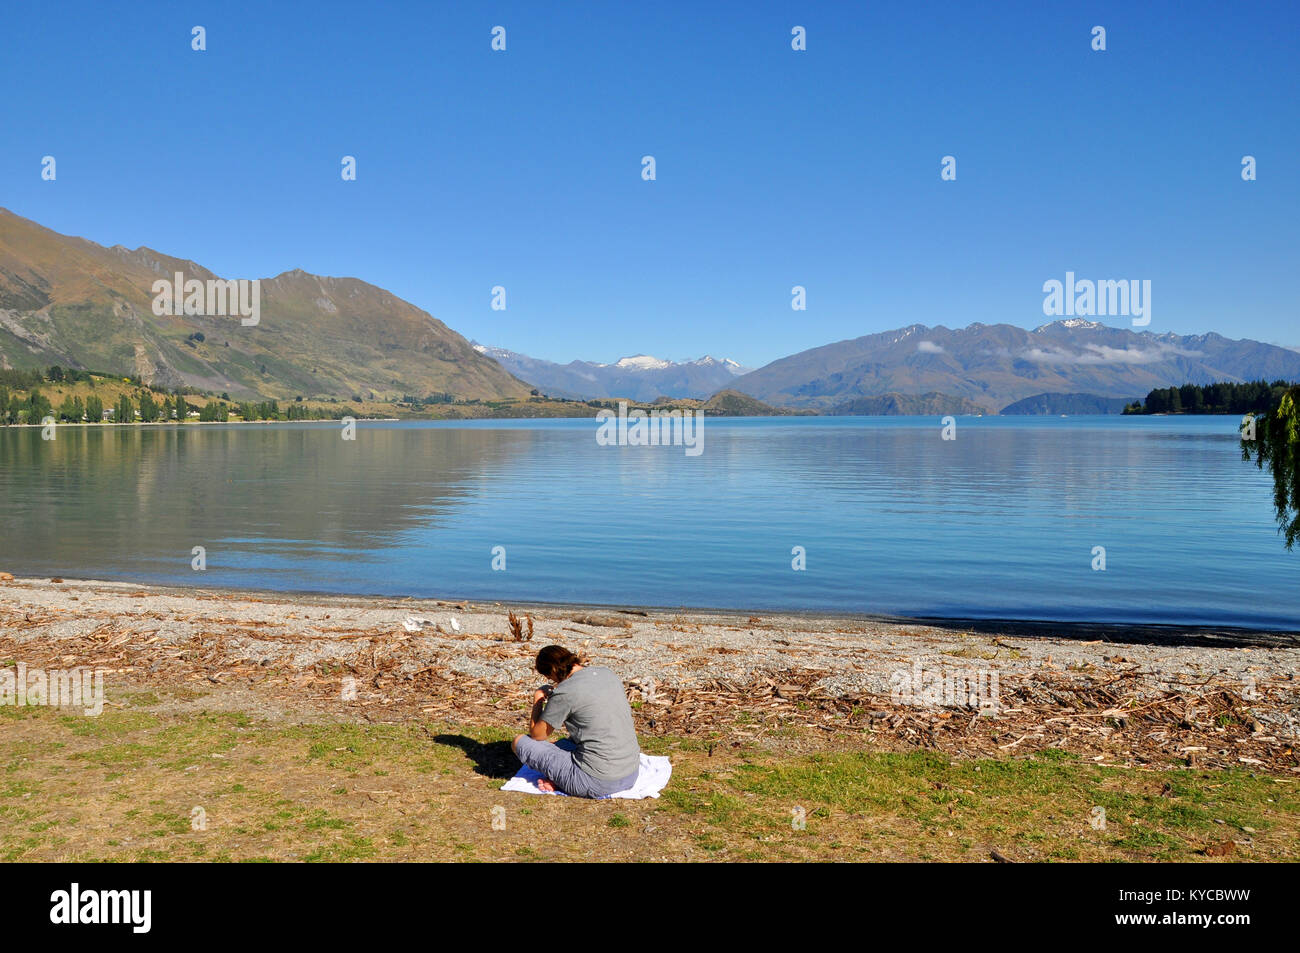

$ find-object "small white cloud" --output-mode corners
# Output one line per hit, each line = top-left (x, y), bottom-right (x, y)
(917, 340), (944, 354)
(1021, 342), (1202, 366)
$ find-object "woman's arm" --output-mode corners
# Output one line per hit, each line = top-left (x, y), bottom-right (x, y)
(528, 687), (555, 741)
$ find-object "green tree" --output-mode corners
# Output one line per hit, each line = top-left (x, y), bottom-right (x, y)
(199, 400), (228, 422)
(85, 394), (104, 423)
(138, 391), (159, 423)
(1243, 387), (1300, 549)
(116, 395), (134, 423)
(27, 389), (53, 424)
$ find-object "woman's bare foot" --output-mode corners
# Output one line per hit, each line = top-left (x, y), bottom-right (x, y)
(537, 778), (556, 793)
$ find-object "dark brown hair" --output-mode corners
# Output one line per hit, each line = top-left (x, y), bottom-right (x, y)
(535, 645), (581, 682)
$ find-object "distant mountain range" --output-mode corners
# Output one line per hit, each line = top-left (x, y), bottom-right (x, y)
(5, 209), (1298, 414)
(728, 321), (1300, 413)
(0, 208), (529, 401)
(473, 344), (750, 401)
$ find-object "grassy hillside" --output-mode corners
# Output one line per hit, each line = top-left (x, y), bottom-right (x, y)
(0, 208), (531, 403)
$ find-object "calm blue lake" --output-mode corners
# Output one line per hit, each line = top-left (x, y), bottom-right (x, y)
(2, 416), (1297, 628)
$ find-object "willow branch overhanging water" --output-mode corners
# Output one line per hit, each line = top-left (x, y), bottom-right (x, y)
(1242, 387), (1300, 550)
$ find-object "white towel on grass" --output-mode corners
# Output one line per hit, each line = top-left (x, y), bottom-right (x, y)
(501, 753), (673, 799)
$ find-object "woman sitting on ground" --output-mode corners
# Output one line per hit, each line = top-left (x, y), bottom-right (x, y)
(511, 645), (642, 797)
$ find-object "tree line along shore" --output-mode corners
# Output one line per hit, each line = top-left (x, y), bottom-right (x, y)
(3, 365), (1298, 427)
(1123, 379), (1298, 415)
(0, 366), (793, 425)
(0, 366), (364, 425)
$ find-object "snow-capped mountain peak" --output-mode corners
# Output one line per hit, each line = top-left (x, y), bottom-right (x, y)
(471, 345), (754, 401)
(1034, 319), (1106, 332)
(690, 355), (747, 375)
(610, 354), (672, 370)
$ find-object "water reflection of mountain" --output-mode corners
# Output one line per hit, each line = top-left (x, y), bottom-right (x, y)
(735, 420), (1266, 550)
(732, 420), (1204, 500)
(0, 424), (537, 569)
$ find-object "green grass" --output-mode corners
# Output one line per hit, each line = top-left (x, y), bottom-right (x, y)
(660, 748), (1294, 860)
(2, 700), (1296, 862)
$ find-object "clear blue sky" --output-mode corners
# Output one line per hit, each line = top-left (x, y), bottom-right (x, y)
(2, 0), (1296, 367)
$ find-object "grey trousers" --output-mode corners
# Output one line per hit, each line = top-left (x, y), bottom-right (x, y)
(514, 737), (640, 798)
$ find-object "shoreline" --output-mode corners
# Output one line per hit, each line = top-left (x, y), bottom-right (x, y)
(0, 418), (401, 428)
(3, 575), (1297, 775)
(6, 574), (1298, 645)
(0, 411), (1272, 429)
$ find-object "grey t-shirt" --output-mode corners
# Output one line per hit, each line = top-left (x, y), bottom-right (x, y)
(539, 666), (641, 781)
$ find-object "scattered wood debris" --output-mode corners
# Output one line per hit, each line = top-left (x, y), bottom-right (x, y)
(1, 595), (1297, 775)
